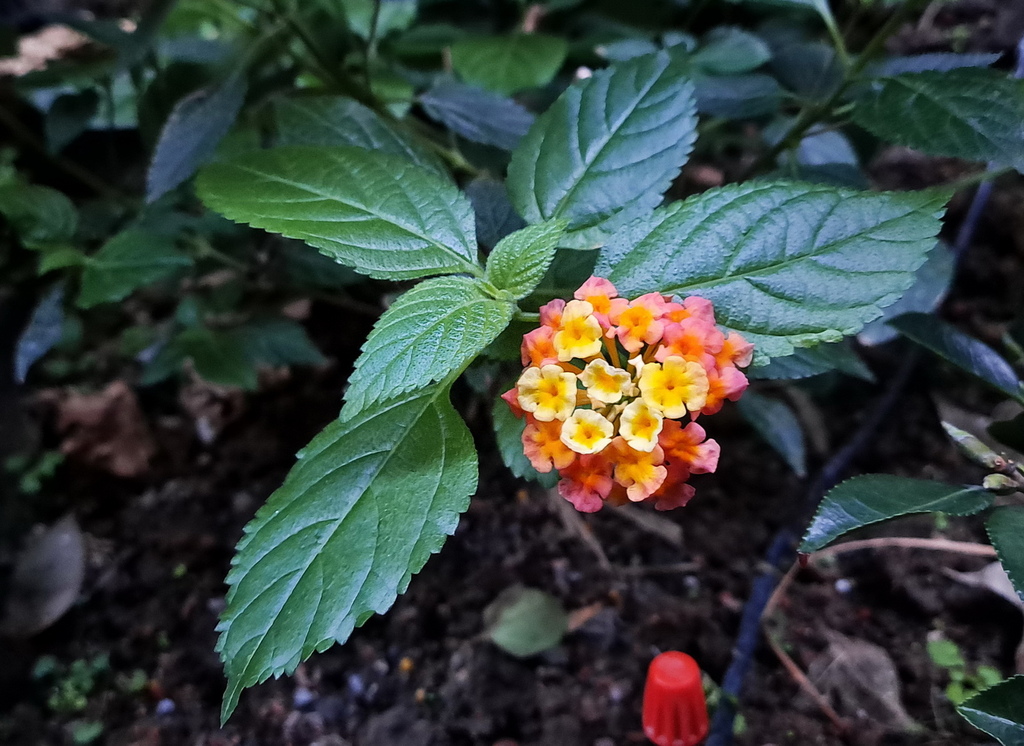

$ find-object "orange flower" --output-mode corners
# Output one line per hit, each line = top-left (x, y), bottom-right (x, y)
(611, 439), (668, 502)
(522, 418), (576, 473)
(660, 420), (720, 474)
(504, 276), (750, 513)
(558, 453), (614, 513)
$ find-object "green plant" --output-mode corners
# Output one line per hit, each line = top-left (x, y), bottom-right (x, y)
(32, 654), (110, 716)
(927, 636), (1002, 706)
(3, 0), (1024, 739)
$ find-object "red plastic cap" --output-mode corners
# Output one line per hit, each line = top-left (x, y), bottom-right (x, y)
(642, 651), (709, 746)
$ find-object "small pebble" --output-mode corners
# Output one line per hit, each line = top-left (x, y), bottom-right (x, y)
(293, 686), (316, 709)
(155, 698), (176, 716)
(347, 673), (365, 697)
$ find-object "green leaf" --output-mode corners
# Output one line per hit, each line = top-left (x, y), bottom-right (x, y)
(334, 0), (416, 39)
(230, 318), (326, 368)
(958, 676), (1024, 746)
(485, 221), (567, 300)
(344, 277), (514, 415)
(692, 27), (771, 75)
(852, 70), (1024, 171)
(800, 475), (994, 553)
(889, 313), (1024, 401)
(0, 184), (78, 249)
(491, 397), (558, 487)
(451, 34), (568, 95)
(273, 95), (446, 178)
(597, 182), (946, 363)
(419, 81), (535, 150)
(693, 73), (782, 119)
(859, 243), (955, 346)
(484, 586), (568, 658)
(217, 384), (477, 720)
(987, 507), (1024, 604)
(176, 327), (258, 390)
(77, 229), (193, 309)
(749, 341), (874, 382)
(927, 638), (966, 670)
(736, 390), (807, 477)
(146, 74), (247, 203)
(196, 146), (481, 281)
(507, 51), (698, 248)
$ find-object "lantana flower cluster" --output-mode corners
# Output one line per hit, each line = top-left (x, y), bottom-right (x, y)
(503, 277), (753, 513)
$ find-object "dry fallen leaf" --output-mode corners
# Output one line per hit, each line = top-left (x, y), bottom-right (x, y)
(2, 515), (85, 637)
(808, 630), (919, 732)
(56, 381), (157, 478)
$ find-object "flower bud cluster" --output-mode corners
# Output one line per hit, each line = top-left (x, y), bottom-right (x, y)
(503, 277), (752, 512)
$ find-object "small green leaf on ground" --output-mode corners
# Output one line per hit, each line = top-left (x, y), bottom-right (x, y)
(852, 69), (1024, 171)
(507, 51), (698, 247)
(484, 586), (568, 658)
(800, 475), (994, 553)
(598, 183), (947, 363)
(987, 507), (1024, 604)
(958, 676), (1024, 745)
(77, 230), (193, 309)
(889, 313), (1024, 401)
(197, 146), (480, 281)
(451, 34), (568, 95)
(217, 384), (477, 721)
(736, 390), (807, 477)
(344, 276), (515, 415)
(485, 220), (567, 300)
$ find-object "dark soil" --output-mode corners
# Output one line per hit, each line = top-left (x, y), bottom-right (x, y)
(2, 2), (1024, 745)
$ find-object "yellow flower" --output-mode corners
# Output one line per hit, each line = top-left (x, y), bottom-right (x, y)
(516, 364), (577, 422)
(579, 359), (634, 404)
(639, 356), (709, 418)
(554, 300), (603, 361)
(618, 400), (664, 452)
(560, 409), (614, 454)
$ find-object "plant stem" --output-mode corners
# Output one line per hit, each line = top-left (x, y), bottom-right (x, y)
(271, 0), (380, 111)
(744, 3), (913, 178)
